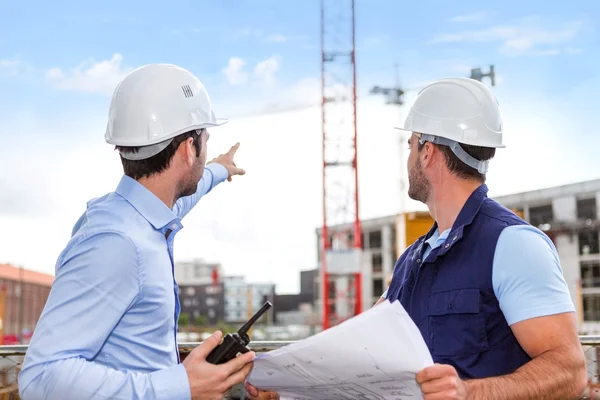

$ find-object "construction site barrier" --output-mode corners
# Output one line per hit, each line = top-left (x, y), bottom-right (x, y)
(1, 338), (600, 399)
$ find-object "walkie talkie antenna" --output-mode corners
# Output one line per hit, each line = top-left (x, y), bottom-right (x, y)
(238, 301), (272, 342)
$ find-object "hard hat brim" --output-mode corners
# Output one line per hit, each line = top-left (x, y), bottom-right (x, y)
(392, 126), (506, 149)
(106, 117), (229, 147)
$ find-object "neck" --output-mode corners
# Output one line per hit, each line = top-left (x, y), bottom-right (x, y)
(137, 174), (178, 209)
(426, 177), (482, 232)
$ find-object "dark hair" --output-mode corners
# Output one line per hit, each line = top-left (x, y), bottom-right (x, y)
(117, 130), (201, 180)
(418, 141), (495, 182)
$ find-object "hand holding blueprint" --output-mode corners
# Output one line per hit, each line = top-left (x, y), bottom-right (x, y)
(247, 299), (433, 400)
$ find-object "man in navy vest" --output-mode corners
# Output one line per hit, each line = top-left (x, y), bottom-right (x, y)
(246, 77), (588, 400)
(376, 77), (587, 399)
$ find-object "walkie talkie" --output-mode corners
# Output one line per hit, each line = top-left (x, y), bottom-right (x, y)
(206, 301), (272, 364)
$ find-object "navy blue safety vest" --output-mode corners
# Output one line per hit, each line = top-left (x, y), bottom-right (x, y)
(387, 184), (532, 379)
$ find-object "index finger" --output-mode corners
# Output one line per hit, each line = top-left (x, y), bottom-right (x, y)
(227, 142), (241, 155)
(223, 350), (255, 376)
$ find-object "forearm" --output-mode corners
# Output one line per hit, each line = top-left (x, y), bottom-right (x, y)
(19, 357), (190, 400)
(465, 347), (586, 400)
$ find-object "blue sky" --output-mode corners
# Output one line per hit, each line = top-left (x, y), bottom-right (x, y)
(0, 0), (599, 292)
(1, 0), (597, 121)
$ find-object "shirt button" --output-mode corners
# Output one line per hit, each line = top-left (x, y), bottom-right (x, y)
(171, 224), (178, 230)
(445, 243), (450, 249)
(417, 259), (421, 263)
(453, 236), (457, 241)
(448, 303), (454, 309)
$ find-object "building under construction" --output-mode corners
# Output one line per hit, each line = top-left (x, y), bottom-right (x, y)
(316, 178), (600, 334)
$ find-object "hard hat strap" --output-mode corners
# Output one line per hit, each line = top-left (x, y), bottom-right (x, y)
(118, 129), (203, 161)
(119, 138), (173, 160)
(419, 134), (489, 174)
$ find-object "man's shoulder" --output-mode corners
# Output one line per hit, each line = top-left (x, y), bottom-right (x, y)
(495, 224), (557, 257)
(479, 198), (529, 227)
(72, 191), (145, 238)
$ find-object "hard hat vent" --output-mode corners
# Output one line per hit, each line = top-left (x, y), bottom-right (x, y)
(181, 85), (194, 98)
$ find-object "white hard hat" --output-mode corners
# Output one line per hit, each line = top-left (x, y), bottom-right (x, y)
(105, 63), (226, 160)
(396, 77), (503, 174)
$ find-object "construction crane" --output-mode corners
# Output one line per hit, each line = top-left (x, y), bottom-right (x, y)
(319, 0), (363, 330)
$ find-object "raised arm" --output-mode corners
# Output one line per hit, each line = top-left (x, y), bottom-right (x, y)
(173, 142), (246, 219)
(18, 232), (190, 400)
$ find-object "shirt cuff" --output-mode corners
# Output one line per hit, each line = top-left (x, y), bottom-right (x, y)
(150, 363), (191, 400)
(206, 163), (229, 184)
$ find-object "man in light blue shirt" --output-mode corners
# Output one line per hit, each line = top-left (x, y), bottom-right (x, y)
(19, 64), (259, 400)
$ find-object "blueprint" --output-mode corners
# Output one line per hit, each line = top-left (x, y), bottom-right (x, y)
(247, 300), (433, 400)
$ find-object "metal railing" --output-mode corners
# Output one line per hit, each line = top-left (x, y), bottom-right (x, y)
(2, 337), (600, 399)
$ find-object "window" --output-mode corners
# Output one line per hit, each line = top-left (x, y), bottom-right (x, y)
(529, 204), (553, 227)
(369, 231), (382, 249)
(372, 279), (383, 296)
(577, 198), (597, 221)
(206, 297), (217, 306)
(183, 299), (192, 307)
(205, 286), (221, 295)
(371, 253), (383, 273)
(579, 231), (599, 255)
(185, 287), (195, 296)
(583, 294), (600, 321)
(581, 261), (600, 288)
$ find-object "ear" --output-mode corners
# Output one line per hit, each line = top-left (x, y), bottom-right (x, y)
(177, 138), (196, 167)
(420, 141), (435, 168)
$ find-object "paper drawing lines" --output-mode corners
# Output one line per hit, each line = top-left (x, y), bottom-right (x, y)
(282, 363), (321, 385)
(363, 346), (397, 380)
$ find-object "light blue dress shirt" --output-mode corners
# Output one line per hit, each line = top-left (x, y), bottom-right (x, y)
(381, 224), (575, 325)
(18, 163), (229, 400)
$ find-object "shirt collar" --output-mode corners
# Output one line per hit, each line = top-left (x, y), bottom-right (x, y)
(425, 228), (450, 250)
(115, 175), (180, 231)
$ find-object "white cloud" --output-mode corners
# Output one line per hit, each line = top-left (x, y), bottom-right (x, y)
(45, 53), (134, 95)
(429, 18), (587, 56)
(264, 34), (288, 43)
(451, 12), (487, 23)
(566, 46), (585, 54)
(253, 56), (280, 87)
(222, 57), (249, 85)
(222, 56), (280, 87)
(0, 58), (32, 76)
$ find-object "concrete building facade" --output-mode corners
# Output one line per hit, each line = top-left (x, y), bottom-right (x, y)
(174, 258), (223, 286)
(494, 179), (600, 334)
(178, 283), (225, 326)
(223, 276), (275, 324)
